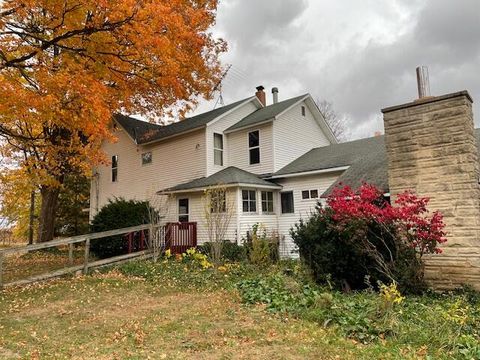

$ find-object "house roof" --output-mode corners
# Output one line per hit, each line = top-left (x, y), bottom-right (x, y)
(274, 128), (480, 197)
(275, 135), (386, 176)
(114, 97), (254, 145)
(225, 94), (308, 132)
(273, 135), (388, 196)
(158, 166), (281, 194)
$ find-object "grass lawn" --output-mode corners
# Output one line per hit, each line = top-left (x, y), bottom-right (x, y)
(0, 255), (479, 359)
(2, 248), (86, 284)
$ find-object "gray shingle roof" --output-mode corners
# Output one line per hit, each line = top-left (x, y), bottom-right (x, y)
(275, 135), (386, 176)
(114, 97), (253, 144)
(276, 129), (480, 197)
(225, 94), (308, 132)
(158, 166), (281, 193)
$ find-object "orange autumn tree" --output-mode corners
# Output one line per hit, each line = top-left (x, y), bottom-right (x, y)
(0, 0), (225, 242)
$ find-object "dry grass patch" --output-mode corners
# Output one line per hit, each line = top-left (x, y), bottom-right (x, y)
(0, 272), (364, 360)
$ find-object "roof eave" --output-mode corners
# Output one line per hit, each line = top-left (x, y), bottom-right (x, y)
(269, 165), (349, 180)
(304, 96), (338, 144)
(138, 125), (206, 146)
(157, 182), (282, 195)
(224, 118), (274, 134)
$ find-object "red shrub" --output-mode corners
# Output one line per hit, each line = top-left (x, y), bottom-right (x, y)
(327, 184), (446, 258)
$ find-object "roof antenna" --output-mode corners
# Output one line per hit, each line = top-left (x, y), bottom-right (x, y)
(213, 64), (232, 109)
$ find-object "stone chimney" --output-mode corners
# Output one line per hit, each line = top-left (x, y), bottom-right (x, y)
(382, 90), (480, 290)
(255, 85), (266, 106)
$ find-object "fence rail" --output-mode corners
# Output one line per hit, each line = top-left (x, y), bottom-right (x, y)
(0, 224), (158, 289)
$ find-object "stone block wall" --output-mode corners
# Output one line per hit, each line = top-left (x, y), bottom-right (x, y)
(382, 91), (480, 290)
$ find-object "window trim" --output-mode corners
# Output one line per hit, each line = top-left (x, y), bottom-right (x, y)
(261, 191), (274, 214)
(213, 132), (224, 166)
(242, 189), (257, 213)
(141, 151), (152, 166)
(111, 155), (118, 182)
(248, 130), (260, 165)
(280, 191), (295, 214)
(178, 198), (189, 223)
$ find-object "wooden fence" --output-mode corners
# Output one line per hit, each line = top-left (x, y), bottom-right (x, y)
(0, 224), (158, 289)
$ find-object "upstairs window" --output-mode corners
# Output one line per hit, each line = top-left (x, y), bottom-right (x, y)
(242, 190), (256, 213)
(248, 130), (260, 165)
(302, 189), (319, 200)
(301, 106), (306, 117)
(261, 191), (274, 213)
(111, 155), (118, 182)
(281, 191), (294, 214)
(213, 133), (224, 166)
(141, 152), (152, 165)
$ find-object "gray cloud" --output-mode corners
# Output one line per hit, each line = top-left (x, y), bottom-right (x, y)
(192, 0), (480, 139)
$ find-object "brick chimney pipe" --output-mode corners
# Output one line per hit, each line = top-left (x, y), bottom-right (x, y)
(255, 85), (266, 106)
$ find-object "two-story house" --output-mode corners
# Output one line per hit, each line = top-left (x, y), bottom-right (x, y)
(90, 86), (381, 254)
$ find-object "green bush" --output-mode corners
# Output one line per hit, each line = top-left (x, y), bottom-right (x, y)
(198, 241), (247, 262)
(291, 206), (426, 293)
(90, 198), (154, 259)
(243, 223), (279, 266)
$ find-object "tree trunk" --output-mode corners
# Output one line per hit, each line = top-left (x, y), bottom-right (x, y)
(37, 185), (61, 242)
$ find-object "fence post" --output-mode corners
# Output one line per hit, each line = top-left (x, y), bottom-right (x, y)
(0, 252), (3, 289)
(68, 243), (74, 266)
(83, 238), (90, 275)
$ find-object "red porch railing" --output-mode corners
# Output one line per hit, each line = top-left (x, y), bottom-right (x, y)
(165, 222), (197, 254)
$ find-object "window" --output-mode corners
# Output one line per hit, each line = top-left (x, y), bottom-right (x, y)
(213, 133), (223, 166)
(111, 155), (118, 182)
(248, 130), (260, 165)
(301, 106), (306, 116)
(210, 190), (226, 213)
(281, 191), (294, 214)
(178, 198), (189, 222)
(141, 152), (152, 165)
(302, 189), (319, 200)
(261, 191), (274, 213)
(242, 190), (256, 213)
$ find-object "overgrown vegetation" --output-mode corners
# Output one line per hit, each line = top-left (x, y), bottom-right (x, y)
(1, 254), (479, 359)
(198, 241), (247, 262)
(243, 223), (280, 266)
(292, 184), (446, 293)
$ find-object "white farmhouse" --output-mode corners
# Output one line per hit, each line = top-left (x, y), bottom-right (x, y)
(90, 86), (386, 255)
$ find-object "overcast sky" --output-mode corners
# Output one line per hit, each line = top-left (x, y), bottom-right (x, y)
(190, 0), (480, 140)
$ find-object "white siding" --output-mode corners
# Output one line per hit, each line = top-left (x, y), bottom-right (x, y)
(227, 123), (274, 175)
(276, 172), (342, 256)
(90, 127), (206, 218)
(206, 101), (259, 175)
(237, 187), (279, 244)
(273, 101), (331, 171)
(166, 188), (238, 245)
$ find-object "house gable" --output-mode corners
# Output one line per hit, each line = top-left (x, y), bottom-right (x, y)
(273, 96), (334, 172)
(205, 98), (263, 175)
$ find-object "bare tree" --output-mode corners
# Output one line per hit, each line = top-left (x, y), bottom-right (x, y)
(146, 194), (171, 262)
(202, 186), (234, 264)
(316, 99), (350, 142)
